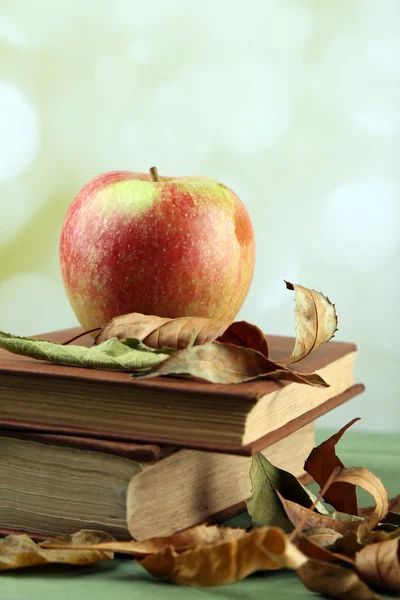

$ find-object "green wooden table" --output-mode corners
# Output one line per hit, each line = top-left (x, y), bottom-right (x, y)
(2, 430), (399, 600)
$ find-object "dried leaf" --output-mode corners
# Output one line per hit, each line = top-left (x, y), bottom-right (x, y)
(247, 453), (329, 531)
(94, 313), (269, 356)
(278, 467), (388, 539)
(0, 530), (114, 570)
(305, 419), (360, 515)
(388, 494), (400, 514)
(218, 320), (269, 358)
(0, 332), (170, 372)
(138, 526), (307, 586)
(132, 342), (328, 386)
(356, 537), (400, 593)
(297, 559), (383, 600)
(333, 468), (389, 539)
(296, 534), (354, 565)
(285, 281), (338, 364)
(42, 524), (244, 556)
(302, 527), (344, 548)
(276, 491), (361, 536)
(330, 531), (365, 559)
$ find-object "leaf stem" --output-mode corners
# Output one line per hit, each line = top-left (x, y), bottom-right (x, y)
(62, 327), (102, 345)
(289, 467), (341, 542)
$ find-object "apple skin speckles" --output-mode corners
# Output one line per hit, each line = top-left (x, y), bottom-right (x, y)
(60, 170), (255, 330)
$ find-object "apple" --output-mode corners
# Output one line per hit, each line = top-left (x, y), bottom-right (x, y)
(60, 167), (255, 330)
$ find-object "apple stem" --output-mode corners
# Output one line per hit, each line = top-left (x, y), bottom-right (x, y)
(149, 166), (160, 182)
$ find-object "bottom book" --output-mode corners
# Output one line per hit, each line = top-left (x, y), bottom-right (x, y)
(0, 423), (315, 541)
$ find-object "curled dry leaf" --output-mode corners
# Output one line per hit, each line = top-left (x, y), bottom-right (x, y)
(333, 468), (389, 539)
(304, 418), (360, 515)
(276, 490), (362, 536)
(42, 524), (244, 556)
(277, 467), (388, 539)
(132, 342), (328, 386)
(297, 559), (383, 600)
(285, 281), (338, 364)
(0, 530), (115, 571)
(138, 526), (307, 586)
(44, 524), (307, 587)
(356, 537), (400, 592)
(94, 313), (269, 357)
(388, 494), (400, 514)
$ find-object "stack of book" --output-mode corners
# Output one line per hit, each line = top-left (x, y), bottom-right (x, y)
(0, 328), (363, 541)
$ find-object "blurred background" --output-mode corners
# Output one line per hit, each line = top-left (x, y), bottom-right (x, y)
(0, 0), (398, 431)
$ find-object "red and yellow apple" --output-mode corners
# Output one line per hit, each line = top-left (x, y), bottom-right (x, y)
(60, 168), (255, 330)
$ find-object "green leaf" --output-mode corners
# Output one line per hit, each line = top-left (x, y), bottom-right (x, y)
(246, 452), (334, 531)
(247, 453), (330, 524)
(0, 332), (170, 372)
(246, 454), (294, 533)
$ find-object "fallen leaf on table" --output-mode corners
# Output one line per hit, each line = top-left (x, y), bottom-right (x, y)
(246, 454), (294, 532)
(304, 419), (360, 515)
(0, 332), (170, 372)
(139, 526), (307, 586)
(356, 537), (400, 592)
(301, 527), (344, 548)
(246, 453), (329, 531)
(276, 491), (361, 536)
(285, 281), (338, 364)
(277, 467), (388, 539)
(42, 524), (307, 587)
(0, 530), (115, 570)
(41, 524), (244, 555)
(388, 494), (400, 514)
(329, 530), (365, 558)
(94, 313), (269, 357)
(132, 342), (328, 386)
(297, 559), (383, 600)
(333, 468), (389, 539)
(296, 533), (354, 565)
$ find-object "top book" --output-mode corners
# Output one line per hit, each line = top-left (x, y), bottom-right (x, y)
(0, 328), (363, 455)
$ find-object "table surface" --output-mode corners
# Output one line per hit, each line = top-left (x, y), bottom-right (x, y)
(2, 429), (399, 600)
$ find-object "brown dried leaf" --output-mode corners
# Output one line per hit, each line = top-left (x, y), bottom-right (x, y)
(356, 537), (400, 593)
(276, 491), (361, 536)
(333, 468), (389, 539)
(0, 530), (114, 571)
(42, 524), (244, 556)
(296, 534), (354, 565)
(301, 527), (344, 548)
(94, 313), (269, 356)
(132, 342), (328, 386)
(278, 467), (389, 540)
(388, 494), (400, 514)
(305, 419), (360, 515)
(218, 320), (269, 357)
(285, 281), (338, 364)
(138, 526), (307, 586)
(330, 531), (365, 559)
(297, 559), (383, 600)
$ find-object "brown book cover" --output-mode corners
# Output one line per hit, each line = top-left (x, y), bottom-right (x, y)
(0, 328), (364, 454)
